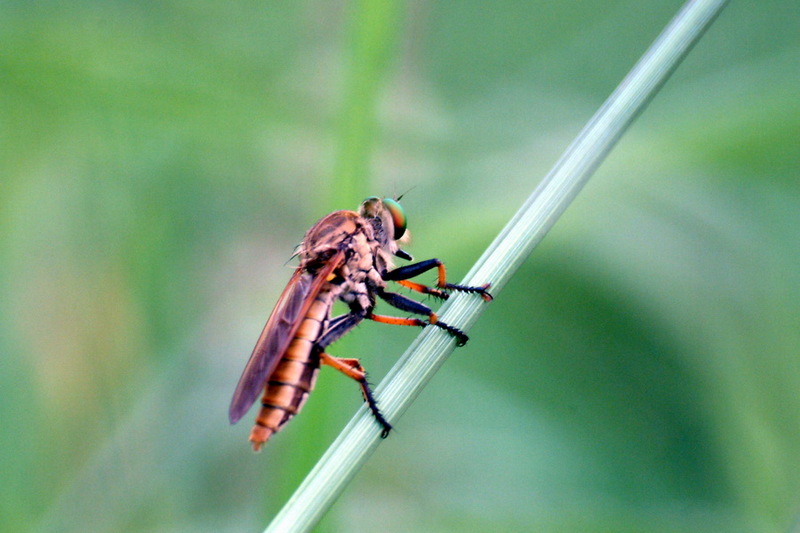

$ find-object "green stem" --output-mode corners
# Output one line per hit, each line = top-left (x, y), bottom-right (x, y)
(330, 0), (403, 208)
(265, 0), (730, 531)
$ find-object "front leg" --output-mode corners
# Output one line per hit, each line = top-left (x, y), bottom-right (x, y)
(383, 259), (493, 302)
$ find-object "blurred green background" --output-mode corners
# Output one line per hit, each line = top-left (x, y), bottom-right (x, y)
(2, 1), (799, 532)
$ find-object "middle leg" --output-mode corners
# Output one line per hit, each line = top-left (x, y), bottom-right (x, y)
(372, 288), (469, 346)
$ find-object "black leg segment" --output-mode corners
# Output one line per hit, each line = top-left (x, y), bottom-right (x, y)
(358, 377), (392, 438)
(377, 289), (434, 316)
(374, 289), (470, 346)
(382, 259), (441, 281)
(317, 311), (365, 349)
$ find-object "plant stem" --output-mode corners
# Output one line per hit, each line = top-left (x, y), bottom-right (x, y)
(330, 0), (403, 208)
(264, 0), (730, 531)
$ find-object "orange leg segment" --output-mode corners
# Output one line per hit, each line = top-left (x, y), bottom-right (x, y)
(395, 279), (450, 299)
(367, 310), (468, 346)
(435, 262), (447, 287)
(319, 352), (392, 437)
(367, 312), (434, 327)
(320, 353), (367, 380)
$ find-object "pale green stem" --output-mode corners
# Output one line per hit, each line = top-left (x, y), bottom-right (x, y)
(265, 0), (730, 531)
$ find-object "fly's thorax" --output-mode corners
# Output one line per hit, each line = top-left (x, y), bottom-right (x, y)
(337, 279), (371, 310)
(300, 210), (362, 269)
(349, 229), (378, 273)
(333, 229), (385, 311)
(340, 233), (377, 282)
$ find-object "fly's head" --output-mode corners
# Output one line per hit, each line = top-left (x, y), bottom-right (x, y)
(359, 197), (409, 252)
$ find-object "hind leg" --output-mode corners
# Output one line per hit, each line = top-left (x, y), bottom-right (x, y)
(319, 352), (392, 438)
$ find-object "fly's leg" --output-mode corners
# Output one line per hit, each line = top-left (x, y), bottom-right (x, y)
(317, 312), (364, 349)
(317, 313), (391, 436)
(371, 289), (470, 346)
(383, 259), (493, 302)
(370, 312), (469, 346)
(319, 352), (392, 438)
(394, 248), (413, 261)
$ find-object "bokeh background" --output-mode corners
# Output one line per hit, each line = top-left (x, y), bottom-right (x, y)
(2, 1), (799, 532)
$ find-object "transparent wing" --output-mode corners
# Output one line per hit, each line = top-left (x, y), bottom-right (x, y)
(228, 253), (342, 424)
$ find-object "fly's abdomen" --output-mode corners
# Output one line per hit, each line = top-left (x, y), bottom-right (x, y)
(249, 291), (332, 451)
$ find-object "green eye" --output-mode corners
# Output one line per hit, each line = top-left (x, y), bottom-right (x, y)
(382, 198), (407, 240)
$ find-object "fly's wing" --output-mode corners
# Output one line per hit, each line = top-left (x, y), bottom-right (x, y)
(228, 252), (343, 424)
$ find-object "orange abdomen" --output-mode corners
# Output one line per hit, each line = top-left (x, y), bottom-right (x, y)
(248, 291), (332, 451)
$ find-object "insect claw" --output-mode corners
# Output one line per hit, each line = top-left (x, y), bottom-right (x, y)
(452, 329), (469, 346)
(370, 409), (392, 438)
(375, 412), (393, 438)
(478, 283), (493, 302)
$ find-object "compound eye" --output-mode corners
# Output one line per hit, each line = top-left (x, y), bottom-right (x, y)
(382, 198), (407, 240)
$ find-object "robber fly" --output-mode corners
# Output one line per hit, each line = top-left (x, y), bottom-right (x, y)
(229, 196), (492, 451)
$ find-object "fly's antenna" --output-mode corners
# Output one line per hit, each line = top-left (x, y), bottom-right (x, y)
(394, 185), (416, 202)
